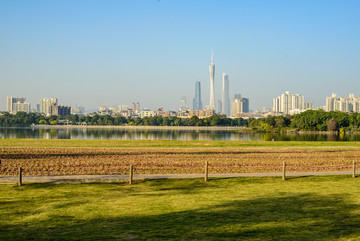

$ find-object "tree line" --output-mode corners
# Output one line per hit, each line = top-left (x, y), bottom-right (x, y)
(250, 110), (360, 132)
(2, 110), (360, 132)
(0, 112), (251, 127)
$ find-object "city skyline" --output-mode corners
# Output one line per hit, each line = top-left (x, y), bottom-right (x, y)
(1, 1), (360, 111)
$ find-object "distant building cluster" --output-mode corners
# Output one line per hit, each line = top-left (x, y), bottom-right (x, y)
(98, 102), (141, 117)
(273, 91), (313, 115)
(326, 93), (360, 112)
(6, 96), (75, 117)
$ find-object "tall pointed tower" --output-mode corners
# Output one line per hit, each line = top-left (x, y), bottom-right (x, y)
(209, 49), (215, 110)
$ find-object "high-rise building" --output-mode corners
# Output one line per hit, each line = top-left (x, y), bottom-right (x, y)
(109, 106), (118, 113)
(209, 49), (215, 110)
(99, 106), (107, 112)
(192, 81), (202, 110)
(50, 104), (71, 116)
(135, 102), (140, 113)
(221, 73), (230, 116)
(273, 91), (304, 114)
(50, 103), (58, 115)
(180, 96), (188, 110)
(304, 102), (314, 110)
(325, 93), (360, 112)
(58, 106), (71, 116)
(217, 100), (222, 114)
(13, 102), (30, 113)
(231, 95), (249, 116)
(6, 96), (30, 113)
(119, 104), (128, 112)
(71, 105), (85, 114)
(40, 98), (58, 115)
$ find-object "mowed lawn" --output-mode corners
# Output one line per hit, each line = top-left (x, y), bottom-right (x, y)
(1, 176), (360, 240)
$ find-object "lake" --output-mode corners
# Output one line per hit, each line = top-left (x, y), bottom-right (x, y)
(0, 127), (359, 141)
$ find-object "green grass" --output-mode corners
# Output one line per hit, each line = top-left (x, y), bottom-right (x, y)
(2, 138), (360, 148)
(1, 176), (360, 240)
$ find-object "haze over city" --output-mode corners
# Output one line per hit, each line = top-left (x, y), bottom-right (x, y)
(1, 0), (360, 112)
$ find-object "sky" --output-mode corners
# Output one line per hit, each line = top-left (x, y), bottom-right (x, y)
(1, 0), (360, 112)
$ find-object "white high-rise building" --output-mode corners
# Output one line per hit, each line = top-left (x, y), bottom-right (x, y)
(109, 106), (118, 113)
(231, 95), (249, 116)
(304, 102), (314, 110)
(6, 96), (30, 113)
(209, 49), (215, 110)
(221, 73), (230, 116)
(281, 91), (292, 114)
(119, 104), (128, 112)
(40, 98), (58, 115)
(273, 97), (281, 113)
(273, 91), (305, 114)
(291, 94), (304, 110)
(325, 93), (360, 112)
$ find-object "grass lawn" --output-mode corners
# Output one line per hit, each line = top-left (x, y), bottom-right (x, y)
(1, 176), (360, 240)
(2, 138), (360, 148)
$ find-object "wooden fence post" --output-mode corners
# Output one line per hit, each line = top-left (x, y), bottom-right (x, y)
(353, 161), (356, 178)
(129, 164), (133, 185)
(282, 161), (286, 181)
(18, 167), (22, 186)
(204, 161), (208, 182)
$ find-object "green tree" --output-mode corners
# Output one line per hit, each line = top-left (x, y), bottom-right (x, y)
(39, 119), (47, 124)
(189, 116), (200, 126)
(250, 119), (259, 128)
(174, 118), (181, 126)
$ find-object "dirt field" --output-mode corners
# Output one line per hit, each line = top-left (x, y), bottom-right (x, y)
(0, 145), (357, 176)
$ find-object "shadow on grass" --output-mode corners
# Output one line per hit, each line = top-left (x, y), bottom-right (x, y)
(1, 192), (360, 240)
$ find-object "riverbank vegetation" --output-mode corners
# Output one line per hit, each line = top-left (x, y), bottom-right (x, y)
(2, 110), (360, 133)
(1, 176), (360, 240)
(0, 111), (250, 127)
(251, 110), (360, 133)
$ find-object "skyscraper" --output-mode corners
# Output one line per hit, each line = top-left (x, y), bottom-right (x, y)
(6, 96), (29, 113)
(221, 73), (230, 116)
(209, 49), (215, 110)
(192, 81), (202, 110)
(273, 91), (304, 114)
(40, 98), (58, 115)
(217, 100), (222, 114)
(231, 95), (249, 116)
(180, 96), (189, 110)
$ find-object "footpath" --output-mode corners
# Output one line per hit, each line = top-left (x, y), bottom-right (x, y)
(0, 171), (354, 184)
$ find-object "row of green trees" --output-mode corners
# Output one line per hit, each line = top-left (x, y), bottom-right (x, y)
(2, 110), (360, 131)
(251, 110), (360, 132)
(0, 112), (251, 127)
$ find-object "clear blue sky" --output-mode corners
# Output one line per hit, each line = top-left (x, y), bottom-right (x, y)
(1, 0), (360, 112)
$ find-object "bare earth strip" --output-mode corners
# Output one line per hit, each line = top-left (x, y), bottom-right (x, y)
(0, 145), (358, 177)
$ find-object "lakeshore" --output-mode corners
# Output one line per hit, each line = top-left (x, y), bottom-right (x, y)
(31, 124), (245, 130)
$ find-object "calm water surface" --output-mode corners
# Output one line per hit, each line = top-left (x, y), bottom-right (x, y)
(1, 127), (359, 141)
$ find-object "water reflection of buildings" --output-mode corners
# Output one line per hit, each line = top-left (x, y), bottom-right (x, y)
(4, 128), (360, 141)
